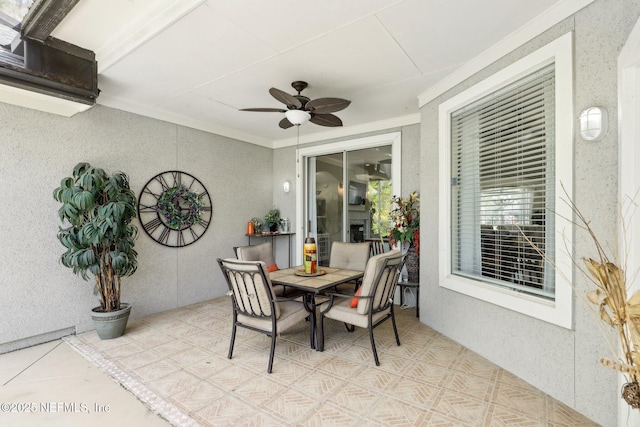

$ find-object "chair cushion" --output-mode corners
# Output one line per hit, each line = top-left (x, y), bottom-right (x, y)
(267, 263), (279, 272)
(238, 300), (309, 333)
(329, 242), (370, 271)
(356, 250), (401, 315)
(350, 287), (361, 308)
(236, 242), (276, 266)
(320, 298), (390, 329)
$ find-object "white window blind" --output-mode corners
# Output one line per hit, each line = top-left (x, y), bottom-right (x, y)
(451, 64), (555, 299)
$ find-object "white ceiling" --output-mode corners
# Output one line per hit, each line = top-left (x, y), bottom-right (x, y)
(49, 0), (583, 147)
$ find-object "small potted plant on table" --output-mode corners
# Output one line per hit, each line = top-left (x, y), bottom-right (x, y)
(265, 208), (281, 232)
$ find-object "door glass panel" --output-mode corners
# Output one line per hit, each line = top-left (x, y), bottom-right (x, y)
(312, 153), (343, 266)
(306, 145), (393, 265)
(346, 147), (393, 248)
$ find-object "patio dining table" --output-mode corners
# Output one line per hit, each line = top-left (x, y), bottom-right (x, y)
(269, 266), (364, 350)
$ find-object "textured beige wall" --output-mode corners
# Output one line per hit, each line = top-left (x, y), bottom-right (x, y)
(0, 104), (273, 352)
(420, 1), (640, 426)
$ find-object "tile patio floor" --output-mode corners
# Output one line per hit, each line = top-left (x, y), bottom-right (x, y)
(0, 297), (599, 426)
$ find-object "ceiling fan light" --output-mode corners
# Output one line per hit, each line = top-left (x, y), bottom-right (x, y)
(285, 109), (311, 125)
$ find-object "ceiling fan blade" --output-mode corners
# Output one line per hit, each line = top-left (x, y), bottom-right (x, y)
(310, 113), (343, 127)
(269, 87), (302, 109)
(239, 108), (287, 112)
(306, 98), (351, 114)
(279, 117), (294, 129)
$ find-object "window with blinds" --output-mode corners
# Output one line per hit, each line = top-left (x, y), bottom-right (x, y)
(450, 64), (555, 300)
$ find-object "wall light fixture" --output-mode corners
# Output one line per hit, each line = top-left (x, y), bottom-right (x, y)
(579, 106), (607, 141)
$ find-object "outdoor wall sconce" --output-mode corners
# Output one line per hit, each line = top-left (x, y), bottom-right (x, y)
(579, 106), (607, 141)
(283, 180), (290, 193)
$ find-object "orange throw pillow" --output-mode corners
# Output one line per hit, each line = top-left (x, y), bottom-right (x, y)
(350, 287), (361, 308)
(267, 263), (279, 272)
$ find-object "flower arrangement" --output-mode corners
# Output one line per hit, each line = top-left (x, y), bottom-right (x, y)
(155, 185), (203, 230)
(250, 217), (263, 233)
(389, 191), (420, 254)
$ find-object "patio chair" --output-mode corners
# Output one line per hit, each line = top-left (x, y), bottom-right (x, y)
(217, 258), (310, 373)
(318, 250), (404, 366)
(329, 241), (370, 292)
(366, 238), (386, 257)
(234, 242), (285, 296)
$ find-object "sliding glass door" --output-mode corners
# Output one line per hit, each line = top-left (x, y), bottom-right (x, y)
(299, 134), (400, 266)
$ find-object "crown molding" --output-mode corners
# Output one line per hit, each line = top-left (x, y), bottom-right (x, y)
(97, 94), (272, 147)
(271, 113), (420, 149)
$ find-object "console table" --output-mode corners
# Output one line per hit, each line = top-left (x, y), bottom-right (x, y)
(245, 232), (295, 268)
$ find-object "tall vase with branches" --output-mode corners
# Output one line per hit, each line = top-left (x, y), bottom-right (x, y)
(389, 191), (420, 281)
(521, 194), (640, 410)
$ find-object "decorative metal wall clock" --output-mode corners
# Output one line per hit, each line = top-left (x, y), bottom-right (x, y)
(138, 171), (212, 247)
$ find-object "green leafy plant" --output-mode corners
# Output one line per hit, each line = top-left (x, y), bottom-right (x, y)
(264, 208), (281, 228)
(53, 162), (139, 312)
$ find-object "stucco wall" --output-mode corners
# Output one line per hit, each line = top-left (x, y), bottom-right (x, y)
(0, 103), (273, 352)
(420, 1), (640, 426)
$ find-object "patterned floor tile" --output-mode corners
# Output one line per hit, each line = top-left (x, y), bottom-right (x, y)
(130, 358), (180, 382)
(232, 375), (285, 406)
(167, 346), (212, 367)
(367, 395), (431, 426)
(316, 354), (366, 378)
(290, 371), (346, 399)
(115, 348), (165, 370)
(384, 376), (439, 409)
(235, 410), (287, 427)
(169, 380), (225, 413)
(484, 403), (543, 426)
(64, 297), (601, 427)
(431, 388), (490, 425)
(403, 360), (452, 387)
(206, 364), (259, 392)
(349, 366), (402, 392)
(492, 382), (545, 419)
(148, 369), (202, 395)
(443, 370), (496, 402)
(299, 402), (364, 427)
(326, 382), (383, 416)
(547, 398), (600, 426)
(416, 348), (460, 369)
(102, 340), (146, 359)
(260, 387), (319, 424)
(184, 354), (233, 379)
(125, 327), (176, 347)
(453, 351), (501, 382)
(194, 395), (253, 426)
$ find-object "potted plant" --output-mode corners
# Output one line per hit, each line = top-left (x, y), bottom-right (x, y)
(53, 162), (139, 339)
(264, 208), (281, 232)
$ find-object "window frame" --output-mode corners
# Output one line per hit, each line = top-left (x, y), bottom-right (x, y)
(438, 32), (574, 329)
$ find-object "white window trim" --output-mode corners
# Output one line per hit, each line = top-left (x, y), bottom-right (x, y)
(438, 32), (574, 329)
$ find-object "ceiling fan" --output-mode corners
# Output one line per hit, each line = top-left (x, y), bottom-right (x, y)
(240, 81), (351, 129)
